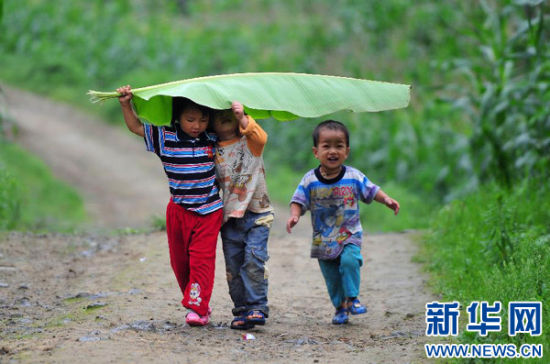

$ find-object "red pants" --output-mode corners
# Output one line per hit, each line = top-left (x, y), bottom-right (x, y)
(166, 200), (222, 316)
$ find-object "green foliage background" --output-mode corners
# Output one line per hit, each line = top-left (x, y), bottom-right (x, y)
(1, 1), (545, 208)
(1, 0), (469, 232)
(0, 1), (547, 220)
(0, 0), (549, 356)
(0, 0), (547, 226)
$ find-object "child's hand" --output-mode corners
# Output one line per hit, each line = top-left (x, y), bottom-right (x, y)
(384, 197), (400, 215)
(231, 101), (244, 118)
(117, 85), (133, 106)
(286, 215), (300, 233)
(231, 101), (248, 128)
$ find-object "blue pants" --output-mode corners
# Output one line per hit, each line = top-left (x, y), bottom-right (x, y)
(221, 210), (273, 317)
(318, 244), (363, 309)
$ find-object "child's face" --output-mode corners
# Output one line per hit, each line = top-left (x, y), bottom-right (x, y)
(212, 110), (239, 140)
(313, 128), (350, 171)
(179, 107), (209, 138)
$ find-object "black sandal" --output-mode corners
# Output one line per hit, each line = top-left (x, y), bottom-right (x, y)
(230, 315), (255, 330)
(245, 310), (266, 325)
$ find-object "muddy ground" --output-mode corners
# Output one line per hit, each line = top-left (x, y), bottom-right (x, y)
(1, 86), (435, 363)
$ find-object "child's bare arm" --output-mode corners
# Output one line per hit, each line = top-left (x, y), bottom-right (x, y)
(374, 189), (400, 215)
(231, 101), (249, 129)
(117, 85), (144, 137)
(286, 203), (302, 233)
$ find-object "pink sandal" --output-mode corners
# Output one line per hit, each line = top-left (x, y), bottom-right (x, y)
(185, 307), (212, 326)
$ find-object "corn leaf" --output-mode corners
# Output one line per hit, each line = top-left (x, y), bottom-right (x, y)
(88, 72), (410, 125)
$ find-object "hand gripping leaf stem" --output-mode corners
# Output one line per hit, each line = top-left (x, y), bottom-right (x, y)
(88, 72), (411, 125)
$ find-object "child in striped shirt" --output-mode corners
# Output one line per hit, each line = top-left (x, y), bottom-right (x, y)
(118, 85), (222, 326)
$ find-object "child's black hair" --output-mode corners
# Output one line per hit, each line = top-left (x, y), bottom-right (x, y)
(171, 97), (212, 126)
(312, 120), (350, 147)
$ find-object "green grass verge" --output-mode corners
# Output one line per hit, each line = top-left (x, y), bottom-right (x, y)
(420, 180), (549, 362)
(0, 141), (87, 232)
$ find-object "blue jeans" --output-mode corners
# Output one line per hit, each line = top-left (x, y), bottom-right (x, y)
(318, 243), (363, 309)
(221, 210), (273, 317)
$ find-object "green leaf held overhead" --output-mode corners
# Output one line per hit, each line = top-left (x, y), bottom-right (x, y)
(88, 72), (411, 125)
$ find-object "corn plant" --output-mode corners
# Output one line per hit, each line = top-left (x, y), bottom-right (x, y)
(448, 0), (550, 187)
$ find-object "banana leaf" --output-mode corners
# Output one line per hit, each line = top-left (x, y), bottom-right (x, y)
(88, 72), (410, 125)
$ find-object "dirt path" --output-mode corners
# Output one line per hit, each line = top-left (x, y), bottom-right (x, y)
(1, 85), (434, 363)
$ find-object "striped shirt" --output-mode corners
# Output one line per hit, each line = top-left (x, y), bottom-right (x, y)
(143, 123), (222, 215)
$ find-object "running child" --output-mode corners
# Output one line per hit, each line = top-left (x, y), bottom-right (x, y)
(286, 119), (399, 325)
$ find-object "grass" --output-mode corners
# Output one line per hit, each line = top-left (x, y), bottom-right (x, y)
(420, 180), (549, 362)
(0, 141), (87, 232)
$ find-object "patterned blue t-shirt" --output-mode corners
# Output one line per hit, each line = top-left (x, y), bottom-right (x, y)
(290, 166), (379, 260)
